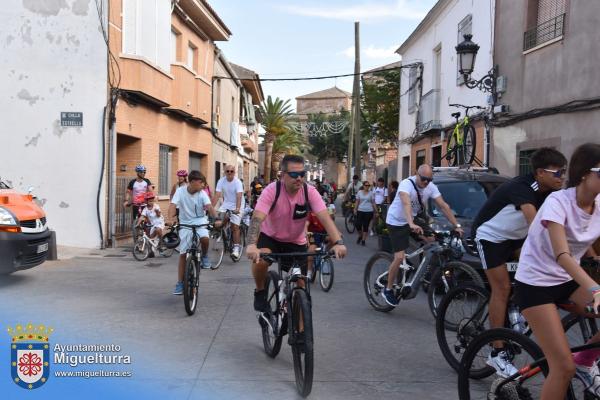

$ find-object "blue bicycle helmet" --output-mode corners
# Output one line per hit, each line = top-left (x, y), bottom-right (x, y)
(135, 164), (146, 173)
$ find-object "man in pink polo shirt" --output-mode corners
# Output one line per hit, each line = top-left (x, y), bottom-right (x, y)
(246, 154), (347, 312)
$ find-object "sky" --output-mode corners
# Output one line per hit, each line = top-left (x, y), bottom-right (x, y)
(209, 0), (437, 111)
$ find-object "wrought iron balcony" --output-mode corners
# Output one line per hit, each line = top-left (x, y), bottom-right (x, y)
(523, 13), (565, 51)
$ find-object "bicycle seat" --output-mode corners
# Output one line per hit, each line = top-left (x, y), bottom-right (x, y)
(451, 112), (461, 119)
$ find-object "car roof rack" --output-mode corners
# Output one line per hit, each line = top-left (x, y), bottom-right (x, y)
(433, 166), (499, 174)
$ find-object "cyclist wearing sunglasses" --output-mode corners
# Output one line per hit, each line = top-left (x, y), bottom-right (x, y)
(472, 147), (567, 377)
(382, 164), (463, 307)
(246, 154), (347, 312)
(213, 165), (245, 260)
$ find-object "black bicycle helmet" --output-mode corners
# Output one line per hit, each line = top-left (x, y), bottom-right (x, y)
(163, 231), (180, 249)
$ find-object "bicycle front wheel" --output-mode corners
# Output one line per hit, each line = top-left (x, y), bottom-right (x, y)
(132, 238), (149, 261)
(345, 213), (356, 233)
(435, 284), (489, 376)
(319, 258), (334, 292)
(446, 131), (459, 166)
(290, 289), (314, 398)
(261, 270), (283, 358)
(427, 261), (485, 318)
(463, 124), (477, 165)
(458, 328), (547, 400)
(363, 252), (396, 312)
(209, 229), (225, 269)
(183, 254), (199, 316)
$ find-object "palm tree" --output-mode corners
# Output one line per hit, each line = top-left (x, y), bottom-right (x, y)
(259, 96), (293, 181)
(271, 130), (307, 173)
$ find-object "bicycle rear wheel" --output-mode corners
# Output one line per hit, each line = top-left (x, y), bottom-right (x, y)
(261, 270), (283, 358)
(132, 238), (150, 261)
(463, 124), (477, 165)
(427, 261), (485, 318)
(435, 284), (490, 376)
(183, 254), (199, 316)
(363, 252), (397, 312)
(319, 258), (334, 292)
(345, 213), (356, 233)
(209, 229), (225, 269)
(458, 328), (547, 400)
(290, 289), (314, 398)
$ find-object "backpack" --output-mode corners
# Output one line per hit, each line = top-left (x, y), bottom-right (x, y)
(269, 181), (311, 214)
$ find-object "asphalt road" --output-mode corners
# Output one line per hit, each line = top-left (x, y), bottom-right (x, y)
(0, 219), (460, 400)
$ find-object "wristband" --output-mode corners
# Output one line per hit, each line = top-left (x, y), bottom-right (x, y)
(590, 285), (600, 293)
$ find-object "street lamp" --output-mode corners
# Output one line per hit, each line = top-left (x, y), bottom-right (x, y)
(456, 34), (496, 94)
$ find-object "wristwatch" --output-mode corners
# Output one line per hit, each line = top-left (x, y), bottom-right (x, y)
(333, 239), (344, 246)
(454, 223), (462, 229)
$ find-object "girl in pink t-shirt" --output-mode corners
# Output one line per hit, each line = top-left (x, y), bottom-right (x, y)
(514, 143), (600, 398)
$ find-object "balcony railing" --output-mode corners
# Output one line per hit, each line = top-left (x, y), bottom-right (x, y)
(523, 13), (565, 51)
(416, 89), (442, 134)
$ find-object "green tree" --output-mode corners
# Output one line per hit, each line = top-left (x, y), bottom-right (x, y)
(361, 69), (400, 144)
(271, 130), (307, 172)
(258, 96), (293, 181)
(307, 109), (351, 163)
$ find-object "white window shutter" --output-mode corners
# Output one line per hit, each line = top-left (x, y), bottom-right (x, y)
(139, 0), (158, 64)
(122, 0), (137, 55)
(156, 0), (172, 71)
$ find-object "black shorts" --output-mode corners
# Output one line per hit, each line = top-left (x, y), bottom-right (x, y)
(387, 224), (411, 253)
(514, 280), (579, 312)
(475, 238), (525, 270)
(356, 211), (374, 232)
(257, 233), (308, 272)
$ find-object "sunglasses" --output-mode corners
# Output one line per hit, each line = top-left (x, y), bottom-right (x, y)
(419, 175), (433, 183)
(286, 171), (306, 179)
(543, 168), (567, 178)
(591, 167), (600, 177)
(226, 170), (234, 173)
(364, 184), (371, 187)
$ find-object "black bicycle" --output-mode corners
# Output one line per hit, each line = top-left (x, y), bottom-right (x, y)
(457, 314), (600, 400)
(436, 258), (600, 376)
(259, 251), (330, 397)
(179, 223), (212, 316)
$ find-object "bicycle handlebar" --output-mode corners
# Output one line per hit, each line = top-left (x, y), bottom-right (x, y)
(259, 251), (335, 259)
(178, 223), (213, 229)
(449, 103), (486, 110)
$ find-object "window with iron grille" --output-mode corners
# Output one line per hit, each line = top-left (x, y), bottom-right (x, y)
(457, 14), (472, 85)
(159, 144), (173, 196)
(524, 0), (566, 51)
(416, 149), (426, 169)
(519, 149), (538, 175)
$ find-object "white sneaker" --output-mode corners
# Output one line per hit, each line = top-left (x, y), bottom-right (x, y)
(575, 363), (600, 396)
(232, 245), (241, 259)
(486, 350), (519, 378)
(369, 230), (375, 236)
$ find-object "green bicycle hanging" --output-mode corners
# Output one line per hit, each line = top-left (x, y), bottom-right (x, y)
(444, 104), (484, 166)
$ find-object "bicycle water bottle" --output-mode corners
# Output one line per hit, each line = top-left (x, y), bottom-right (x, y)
(291, 267), (302, 276)
(278, 280), (285, 302)
(508, 304), (522, 332)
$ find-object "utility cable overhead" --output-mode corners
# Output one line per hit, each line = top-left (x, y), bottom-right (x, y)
(213, 63), (420, 82)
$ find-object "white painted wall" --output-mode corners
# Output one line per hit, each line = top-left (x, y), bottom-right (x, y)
(0, 0), (108, 248)
(398, 0), (494, 176)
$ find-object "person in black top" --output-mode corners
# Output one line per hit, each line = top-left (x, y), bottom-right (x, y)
(472, 148), (567, 377)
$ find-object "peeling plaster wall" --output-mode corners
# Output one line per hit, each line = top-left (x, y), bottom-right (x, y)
(0, 0), (107, 248)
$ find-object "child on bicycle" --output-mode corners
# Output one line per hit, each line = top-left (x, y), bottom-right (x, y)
(136, 192), (165, 239)
(514, 143), (600, 399)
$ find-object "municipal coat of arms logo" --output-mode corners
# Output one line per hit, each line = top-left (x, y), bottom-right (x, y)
(7, 323), (53, 390)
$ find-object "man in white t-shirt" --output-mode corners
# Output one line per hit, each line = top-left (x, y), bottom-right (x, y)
(382, 164), (463, 306)
(167, 171), (221, 296)
(213, 165), (244, 259)
(373, 177), (388, 205)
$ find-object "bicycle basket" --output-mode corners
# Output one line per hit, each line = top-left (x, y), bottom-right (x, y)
(163, 231), (180, 249)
